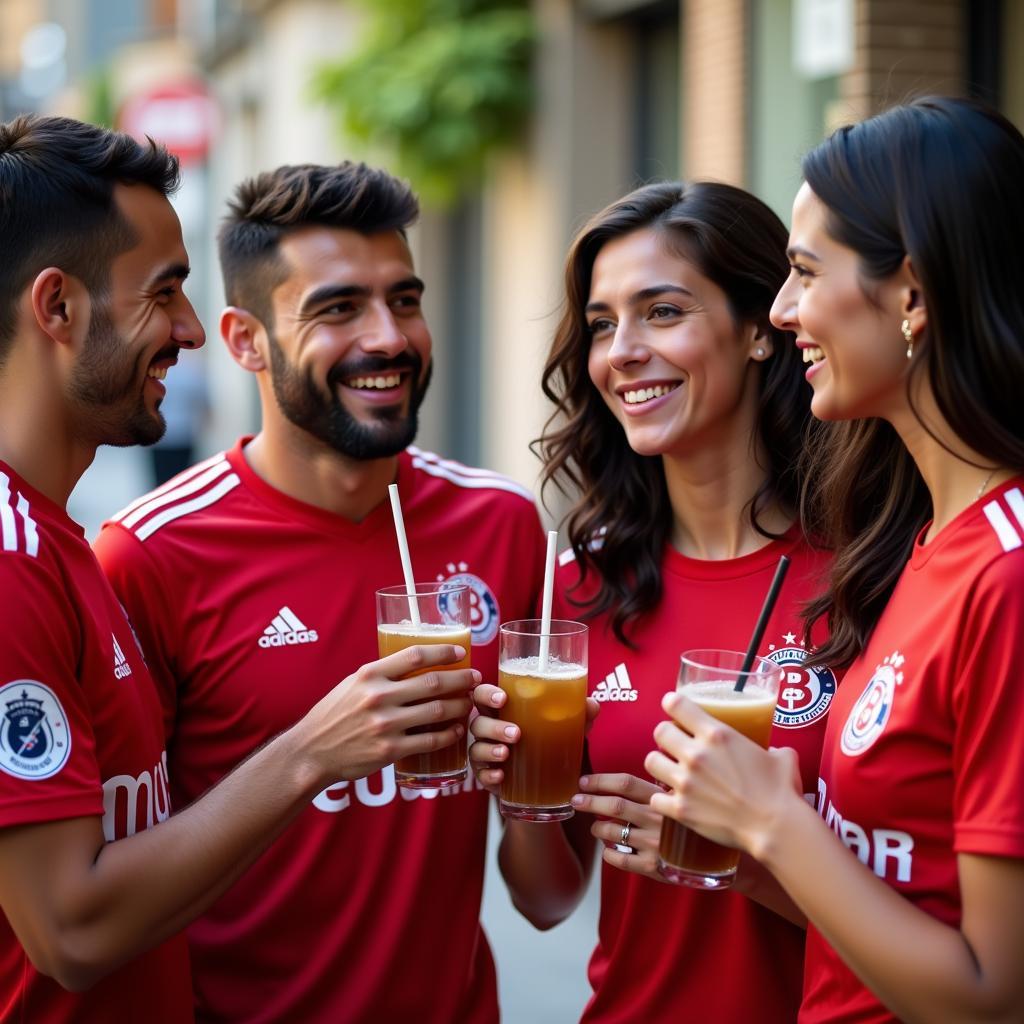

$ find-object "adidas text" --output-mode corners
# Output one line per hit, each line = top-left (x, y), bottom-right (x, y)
(593, 687), (638, 702)
(259, 629), (319, 649)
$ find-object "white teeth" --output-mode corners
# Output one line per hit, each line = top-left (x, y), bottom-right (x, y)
(348, 374), (401, 389)
(802, 347), (825, 364)
(622, 383), (679, 405)
(147, 366), (168, 381)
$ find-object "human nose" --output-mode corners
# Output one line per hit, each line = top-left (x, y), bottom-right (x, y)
(358, 302), (407, 357)
(606, 320), (650, 370)
(770, 275), (799, 333)
(173, 296), (206, 350)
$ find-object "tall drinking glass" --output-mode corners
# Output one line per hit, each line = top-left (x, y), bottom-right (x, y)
(657, 649), (783, 889)
(498, 619), (588, 822)
(376, 583), (471, 789)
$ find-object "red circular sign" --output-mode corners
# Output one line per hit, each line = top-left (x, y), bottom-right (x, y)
(118, 81), (217, 165)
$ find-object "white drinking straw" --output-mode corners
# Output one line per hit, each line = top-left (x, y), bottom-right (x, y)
(538, 530), (558, 672)
(387, 483), (421, 629)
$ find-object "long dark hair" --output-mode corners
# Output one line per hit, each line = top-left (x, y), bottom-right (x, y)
(801, 96), (1024, 667)
(538, 181), (810, 645)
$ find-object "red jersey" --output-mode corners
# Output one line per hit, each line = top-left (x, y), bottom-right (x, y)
(94, 440), (546, 1024)
(556, 531), (837, 1024)
(0, 462), (191, 1024)
(801, 479), (1024, 1023)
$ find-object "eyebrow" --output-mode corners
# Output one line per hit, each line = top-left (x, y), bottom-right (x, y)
(585, 283), (693, 315)
(298, 276), (426, 317)
(786, 246), (820, 262)
(146, 262), (190, 289)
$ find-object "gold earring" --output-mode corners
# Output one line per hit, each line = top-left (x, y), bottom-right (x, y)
(901, 319), (913, 360)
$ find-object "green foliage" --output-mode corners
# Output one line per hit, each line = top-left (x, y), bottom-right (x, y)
(312, 0), (535, 204)
(86, 65), (115, 129)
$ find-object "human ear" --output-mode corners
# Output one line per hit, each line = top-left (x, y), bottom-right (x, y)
(29, 268), (89, 347)
(896, 256), (927, 339)
(749, 321), (774, 361)
(221, 307), (268, 372)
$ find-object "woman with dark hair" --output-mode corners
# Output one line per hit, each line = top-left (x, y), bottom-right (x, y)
(470, 181), (838, 1022)
(647, 96), (1024, 1021)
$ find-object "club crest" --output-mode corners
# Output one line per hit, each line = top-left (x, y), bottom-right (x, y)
(841, 651), (905, 757)
(766, 635), (837, 729)
(0, 680), (71, 780)
(436, 561), (500, 645)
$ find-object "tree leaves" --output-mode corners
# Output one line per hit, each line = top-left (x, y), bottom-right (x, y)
(311, 0), (535, 205)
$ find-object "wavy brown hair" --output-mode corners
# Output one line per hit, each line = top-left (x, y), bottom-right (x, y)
(800, 97), (1024, 667)
(538, 181), (811, 645)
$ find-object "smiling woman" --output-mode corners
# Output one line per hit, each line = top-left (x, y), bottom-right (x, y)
(468, 181), (838, 1024)
(648, 97), (1024, 1024)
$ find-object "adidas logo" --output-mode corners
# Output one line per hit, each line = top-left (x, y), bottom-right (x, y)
(113, 634), (133, 680)
(592, 663), (638, 702)
(258, 607), (320, 649)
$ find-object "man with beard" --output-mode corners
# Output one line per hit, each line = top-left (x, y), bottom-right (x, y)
(0, 120), (476, 1023)
(93, 162), (546, 1023)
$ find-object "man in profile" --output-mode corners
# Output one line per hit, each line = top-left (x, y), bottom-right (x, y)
(0, 116), (475, 1023)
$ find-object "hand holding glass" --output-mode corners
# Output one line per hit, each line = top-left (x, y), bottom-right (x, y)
(657, 649), (783, 889)
(376, 583), (471, 789)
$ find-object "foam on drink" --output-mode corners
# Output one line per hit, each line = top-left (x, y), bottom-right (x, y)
(378, 621), (470, 640)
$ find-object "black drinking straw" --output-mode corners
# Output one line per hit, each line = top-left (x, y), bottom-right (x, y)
(734, 555), (791, 692)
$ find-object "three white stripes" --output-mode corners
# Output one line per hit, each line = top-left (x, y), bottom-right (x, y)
(983, 487), (1024, 552)
(409, 447), (534, 503)
(597, 664), (632, 691)
(265, 606), (307, 636)
(0, 472), (39, 557)
(109, 456), (241, 542)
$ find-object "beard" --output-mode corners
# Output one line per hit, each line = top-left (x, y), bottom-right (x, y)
(68, 304), (173, 448)
(266, 332), (431, 460)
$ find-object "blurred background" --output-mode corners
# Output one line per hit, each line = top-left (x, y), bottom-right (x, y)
(0, 0), (1012, 1017)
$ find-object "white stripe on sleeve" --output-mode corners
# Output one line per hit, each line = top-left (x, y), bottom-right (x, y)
(983, 499), (1022, 552)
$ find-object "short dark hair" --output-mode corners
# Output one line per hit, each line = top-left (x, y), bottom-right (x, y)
(799, 96), (1024, 666)
(539, 181), (810, 644)
(217, 162), (420, 328)
(0, 115), (180, 366)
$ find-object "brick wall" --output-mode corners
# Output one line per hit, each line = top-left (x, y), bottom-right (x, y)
(842, 0), (965, 119)
(683, 0), (746, 183)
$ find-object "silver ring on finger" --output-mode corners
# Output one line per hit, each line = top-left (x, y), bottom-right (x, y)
(614, 822), (635, 854)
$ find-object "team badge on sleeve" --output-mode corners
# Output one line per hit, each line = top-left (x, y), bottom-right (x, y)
(436, 561), (500, 645)
(766, 635), (836, 729)
(841, 651), (905, 757)
(0, 680), (72, 780)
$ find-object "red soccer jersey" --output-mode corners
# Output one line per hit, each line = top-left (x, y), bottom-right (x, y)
(800, 479), (1024, 1023)
(555, 530), (837, 1024)
(0, 462), (191, 1024)
(94, 440), (546, 1024)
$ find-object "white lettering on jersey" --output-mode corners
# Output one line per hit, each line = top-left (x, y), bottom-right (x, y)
(258, 606), (319, 648)
(591, 663), (639, 702)
(102, 751), (171, 840)
(113, 634), (133, 679)
(816, 776), (914, 883)
(312, 764), (483, 813)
